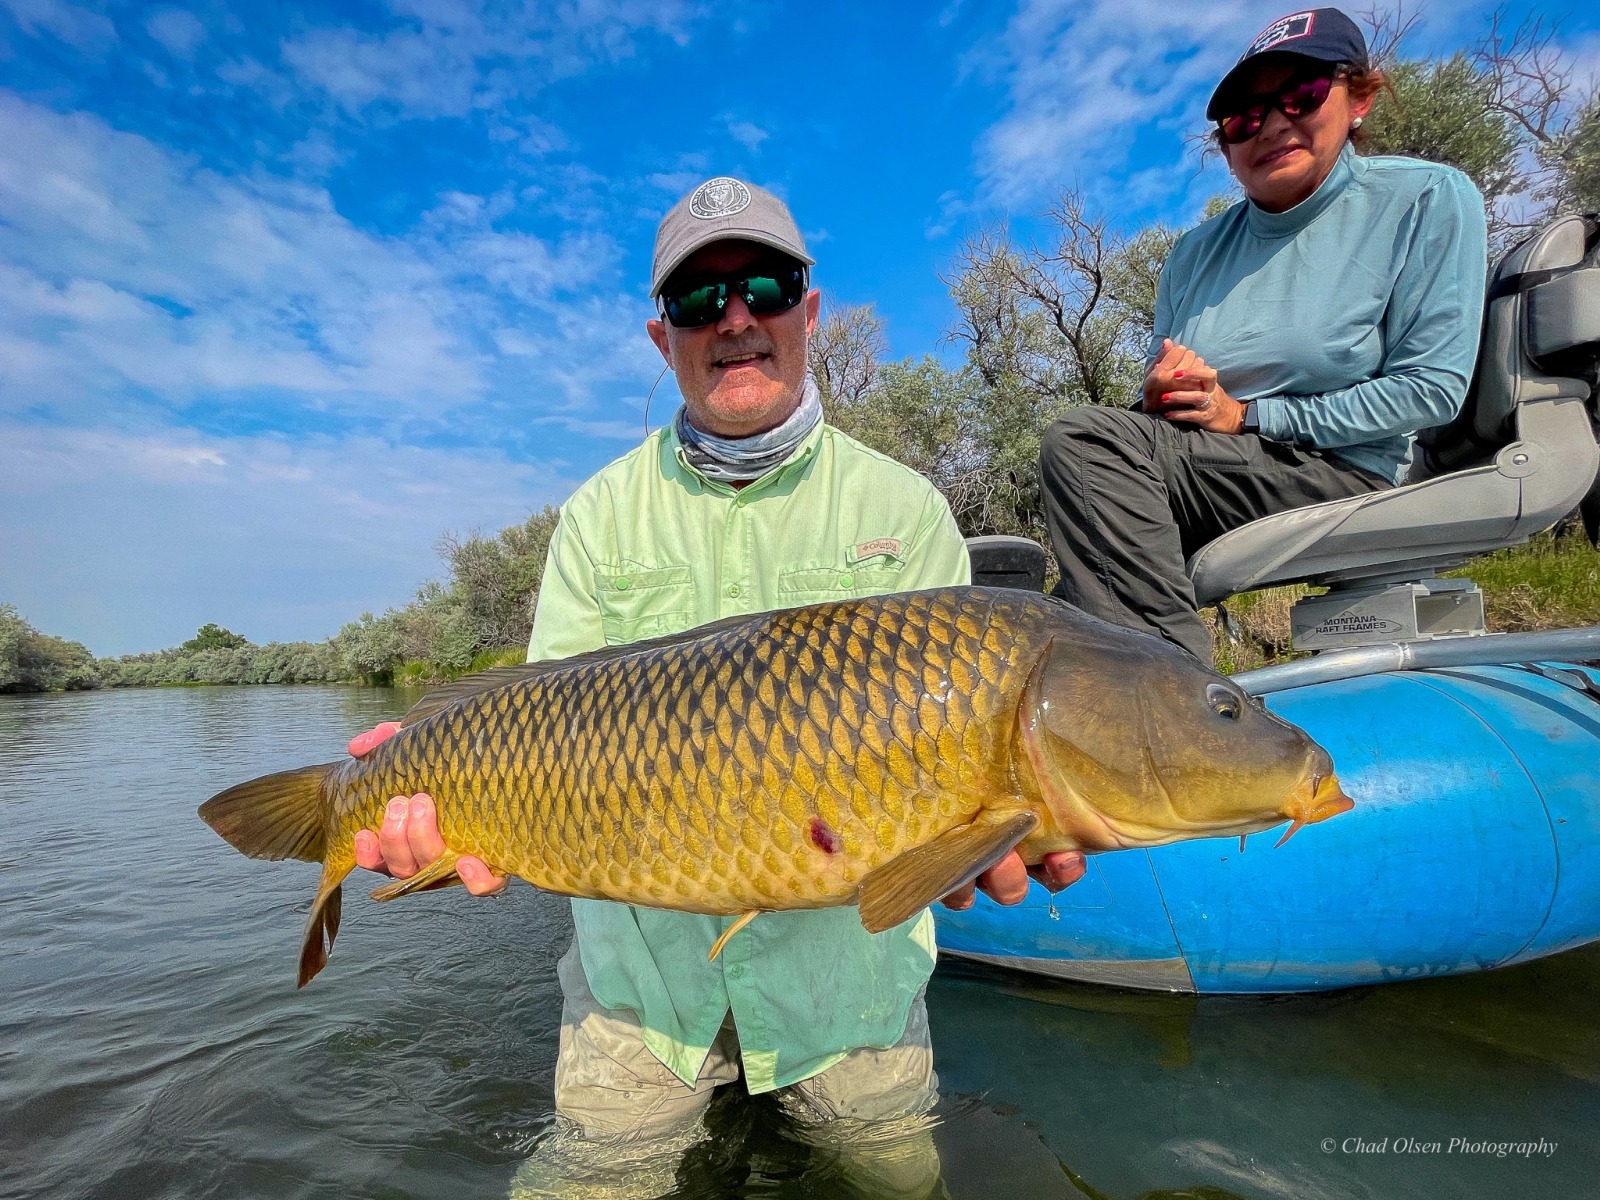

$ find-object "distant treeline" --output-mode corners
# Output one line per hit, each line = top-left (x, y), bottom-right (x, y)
(0, 508), (559, 694)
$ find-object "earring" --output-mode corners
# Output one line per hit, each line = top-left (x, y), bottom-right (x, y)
(1351, 117), (1364, 129)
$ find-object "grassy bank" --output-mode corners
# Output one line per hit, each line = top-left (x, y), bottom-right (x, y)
(1208, 529), (1600, 673)
(392, 645), (528, 687)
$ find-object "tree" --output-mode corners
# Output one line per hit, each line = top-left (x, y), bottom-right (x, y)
(437, 504), (562, 658)
(1541, 90), (1600, 213)
(810, 299), (888, 414)
(0, 604), (101, 692)
(179, 623), (249, 654)
(1361, 54), (1523, 225)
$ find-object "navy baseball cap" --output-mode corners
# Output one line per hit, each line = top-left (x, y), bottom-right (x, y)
(1206, 8), (1370, 121)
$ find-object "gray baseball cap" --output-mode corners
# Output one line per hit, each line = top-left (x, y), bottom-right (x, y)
(649, 177), (814, 297)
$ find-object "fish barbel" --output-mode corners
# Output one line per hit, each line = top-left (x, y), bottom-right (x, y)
(199, 588), (1352, 985)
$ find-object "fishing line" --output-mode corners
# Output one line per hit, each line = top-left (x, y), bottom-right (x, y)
(642, 364), (670, 437)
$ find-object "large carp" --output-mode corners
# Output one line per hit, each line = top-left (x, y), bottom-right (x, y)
(200, 588), (1352, 985)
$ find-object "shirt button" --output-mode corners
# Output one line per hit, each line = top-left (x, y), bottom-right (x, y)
(727, 584), (741, 598)
(839, 574), (854, 588)
(614, 577), (630, 590)
(728, 964), (746, 978)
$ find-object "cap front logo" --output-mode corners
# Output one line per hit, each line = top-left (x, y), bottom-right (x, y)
(688, 177), (753, 220)
(1245, 11), (1315, 59)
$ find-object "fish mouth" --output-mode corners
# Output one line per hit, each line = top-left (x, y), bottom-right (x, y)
(1274, 770), (1355, 847)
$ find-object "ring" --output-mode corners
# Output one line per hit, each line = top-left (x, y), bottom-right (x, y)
(1199, 396), (1213, 411)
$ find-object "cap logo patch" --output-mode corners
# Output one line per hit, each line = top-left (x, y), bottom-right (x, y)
(1244, 11), (1315, 59)
(688, 177), (752, 220)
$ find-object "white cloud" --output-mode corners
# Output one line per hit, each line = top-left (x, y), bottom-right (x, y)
(0, 421), (581, 654)
(972, 0), (1295, 206)
(728, 119), (768, 151)
(0, 91), (646, 428)
(144, 7), (204, 57)
(1, 0), (115, 50)
(276, 0), (700, 119)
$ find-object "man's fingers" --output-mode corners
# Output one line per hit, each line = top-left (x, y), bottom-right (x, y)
(459, 855), (509, 896)
(975, 851), (1031, 906)
(1030, 851), (1087, 892)
(940, 881), (977, 911)
(405, 793), (447, 865)
(353, 828), (387, 874)
(348, 721), (403, 759)
(377, 797), (419, 877)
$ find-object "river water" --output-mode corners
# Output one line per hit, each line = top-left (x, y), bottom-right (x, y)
(3, 685), (1596, 1199)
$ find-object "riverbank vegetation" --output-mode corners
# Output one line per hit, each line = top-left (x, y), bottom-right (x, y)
(4, 14), (1596, 694)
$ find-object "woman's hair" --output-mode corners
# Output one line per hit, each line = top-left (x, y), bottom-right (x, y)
(1343, 65), (1391, 146)
(1209, 64), (1391, 152)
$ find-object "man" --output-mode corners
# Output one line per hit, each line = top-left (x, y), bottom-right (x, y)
(357, 177), (1084, 1194)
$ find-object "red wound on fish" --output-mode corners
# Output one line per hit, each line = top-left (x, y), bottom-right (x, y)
(809, 818), (841, 854)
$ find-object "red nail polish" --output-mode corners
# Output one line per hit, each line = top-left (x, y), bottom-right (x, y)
(1173, 370), (1185, 378)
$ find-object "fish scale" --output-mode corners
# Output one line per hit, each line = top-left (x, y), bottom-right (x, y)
(330, 590), (1031, 913)
(200, 586), (1353, 986)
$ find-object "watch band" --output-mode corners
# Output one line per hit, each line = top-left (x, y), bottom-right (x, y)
(1241, 400), (1260, 435)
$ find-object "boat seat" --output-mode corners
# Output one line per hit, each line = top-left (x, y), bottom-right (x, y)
(966, 534), (1048, 591)
(1187, 213), (1600, 608)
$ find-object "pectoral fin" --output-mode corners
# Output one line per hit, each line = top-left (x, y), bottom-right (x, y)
(857, 810), (1039, 934)
(370, 851), (463, 901)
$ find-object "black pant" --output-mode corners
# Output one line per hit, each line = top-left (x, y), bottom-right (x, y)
(1038, 407), (1390, 663)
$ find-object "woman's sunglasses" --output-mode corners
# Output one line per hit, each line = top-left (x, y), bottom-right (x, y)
(1216, 73), (1338, 145)
(659, 265), (808, 329)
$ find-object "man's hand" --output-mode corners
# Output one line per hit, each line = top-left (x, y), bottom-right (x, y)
(347, 721), (507, 895)
(940, 850), (1087, 912)
(1142, 338), (1244, 434)
(353, 792), (509, 895)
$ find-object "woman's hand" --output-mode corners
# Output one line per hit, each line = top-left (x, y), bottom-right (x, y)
(1142, 338), (1245, 434)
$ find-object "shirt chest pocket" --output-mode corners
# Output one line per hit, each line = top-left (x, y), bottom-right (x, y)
(777, 564), (905, 606)
(594, 564), (695, 645)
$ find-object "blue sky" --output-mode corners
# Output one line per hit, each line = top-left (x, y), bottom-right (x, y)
(3, 0), (1597, 655)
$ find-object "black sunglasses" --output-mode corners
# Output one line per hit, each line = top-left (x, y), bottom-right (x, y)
(1216, 72), (1339, 145)
(659, 264), (808, 329)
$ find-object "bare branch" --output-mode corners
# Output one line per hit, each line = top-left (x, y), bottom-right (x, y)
(1356, 2), (1424, 68)
(809, 295), (887, 414)
(1474, 6), (1571, 144)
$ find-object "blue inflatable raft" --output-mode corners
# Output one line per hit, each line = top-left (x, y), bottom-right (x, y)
(935, 633), (1600, 993)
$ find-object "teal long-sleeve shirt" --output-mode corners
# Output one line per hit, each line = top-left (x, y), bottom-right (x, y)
(1154, 145), (1489, 484)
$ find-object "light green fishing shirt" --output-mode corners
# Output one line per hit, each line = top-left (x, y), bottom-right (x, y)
(526, 419), (971, 1093)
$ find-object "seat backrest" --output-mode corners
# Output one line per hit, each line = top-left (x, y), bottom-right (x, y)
(1418, 214), (1600, 477)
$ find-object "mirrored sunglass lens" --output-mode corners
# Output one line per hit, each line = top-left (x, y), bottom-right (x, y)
(1219, 108), (1263, 143)
(1281, 75), (1332, 116)
(740, 273), (795, 313)
(667, 282), (724, 326)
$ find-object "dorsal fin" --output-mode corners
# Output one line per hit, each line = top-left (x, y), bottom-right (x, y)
(398, 610), (766, 727)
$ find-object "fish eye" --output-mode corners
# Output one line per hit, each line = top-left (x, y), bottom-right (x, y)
(1206, 683), (1242, 720)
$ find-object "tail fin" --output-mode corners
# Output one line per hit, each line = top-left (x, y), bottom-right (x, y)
(300, 855), (352, 987)
(199, 763), (354, 987)
(198, 763), (339, 862)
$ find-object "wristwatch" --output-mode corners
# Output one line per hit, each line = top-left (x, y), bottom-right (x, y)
(1241, 400), (1260, 435)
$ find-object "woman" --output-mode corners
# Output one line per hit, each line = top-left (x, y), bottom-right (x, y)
(1038, 7), (1488, 663)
